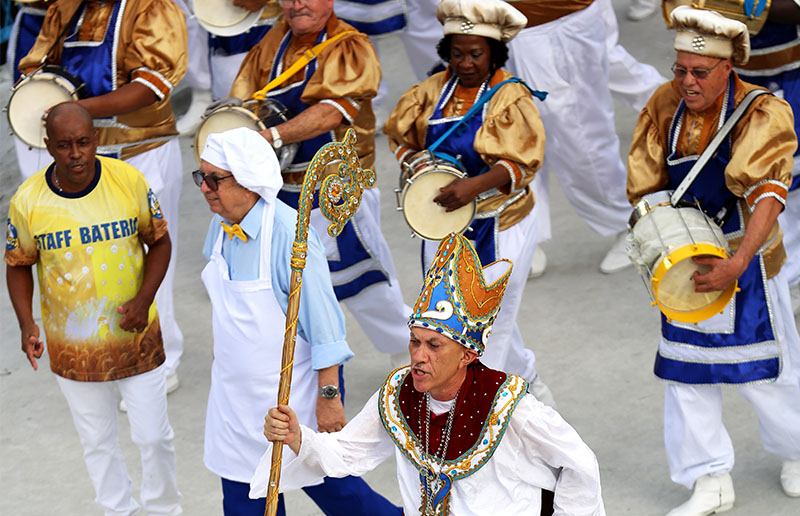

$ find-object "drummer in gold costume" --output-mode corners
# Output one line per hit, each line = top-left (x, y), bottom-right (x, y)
(627, 6), (800, 514)
(20, 0), (188, 400)
(227, 0), (414, 361)
(384, 0), (553, 405)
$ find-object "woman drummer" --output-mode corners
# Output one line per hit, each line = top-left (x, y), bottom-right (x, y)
(384, 0), (552, 404)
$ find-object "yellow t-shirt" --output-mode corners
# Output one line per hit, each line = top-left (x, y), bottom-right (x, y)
(5, 156), (168, 381)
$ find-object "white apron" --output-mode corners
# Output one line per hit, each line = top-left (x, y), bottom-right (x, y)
(202, 201), (318, 483)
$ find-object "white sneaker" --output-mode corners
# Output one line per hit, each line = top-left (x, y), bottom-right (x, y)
(530, 375), (557, 409)
(528, 246), (547, 279)
(119, 372), (180, 412)
(176, 89), (212, 135)
(599, 231), (633, 274)
(666, 473), (734, 516)
(790, 285), (800, 316)
(626, 0), (658, 21)
(781, 459), (800, 497)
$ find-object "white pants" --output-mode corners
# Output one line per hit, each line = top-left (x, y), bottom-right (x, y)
(598, 0), (667, 112)
(14, 136), (52, 179)
(400, 0), (443, 81)
(126, 140), (184, 376)
(312, 187), (412, 355)
(423, 210), (540, 381)
(172, 0), (211, 90)
(779, 159), (800, 287)
(55, 365), (182, 515)
(663, 269), (800, 488)
(211, 52), (248, 101)
(506, 1), (632, 238)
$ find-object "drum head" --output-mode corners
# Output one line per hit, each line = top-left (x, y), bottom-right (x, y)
(651, 243), (737, 323)
(402, 171), (475, 241)
(9, 75), (77, 148)
(194, 107), (263, 163)
(193, 0), (262, 37)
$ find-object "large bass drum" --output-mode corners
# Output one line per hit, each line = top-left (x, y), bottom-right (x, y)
(194, 99), (297, 172)
(7, 66), (84, 148)
(394, 151), (476, 241)
(626, 190), (738, 323)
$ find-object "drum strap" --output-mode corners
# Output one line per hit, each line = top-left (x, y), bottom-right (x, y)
(670, 88), (770, 207)
(251, 30), (355, 101)
(38, 3), (85, 67)
(427, 78), (546, 154)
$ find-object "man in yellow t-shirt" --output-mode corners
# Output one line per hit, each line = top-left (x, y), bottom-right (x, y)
(4, 102), (182, 515)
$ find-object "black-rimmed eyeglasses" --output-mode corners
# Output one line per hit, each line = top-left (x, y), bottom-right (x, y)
(192, 170), (233, 192)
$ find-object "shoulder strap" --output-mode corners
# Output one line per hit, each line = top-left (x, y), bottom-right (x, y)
(427, 77), (546, 153)
(252, 30), (355, 100)
(670, 88), (770, 206)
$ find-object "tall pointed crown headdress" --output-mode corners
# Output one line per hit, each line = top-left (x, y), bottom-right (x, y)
(409, 234), (512, 356)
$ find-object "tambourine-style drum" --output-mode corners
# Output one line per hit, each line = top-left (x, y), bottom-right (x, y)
(394, 151), (476, 241)
(7, 67), (83, 148)
(194, 100), (297, 171)
(626, 190), (738, 323)
(192, 0), (263, 36)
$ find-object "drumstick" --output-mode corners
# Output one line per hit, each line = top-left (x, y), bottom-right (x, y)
(264, 128), (374, 516)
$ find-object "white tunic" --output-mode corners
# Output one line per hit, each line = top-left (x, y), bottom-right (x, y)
(250, 390), (606, 515)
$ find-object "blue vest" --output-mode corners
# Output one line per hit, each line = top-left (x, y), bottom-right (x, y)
(656, 76), (780, 385)
(736, 23), (800, 191)
(10, 7), (47, 83)
(422, 75), (502, 266)
(266, 29), (334, 172)
(61, 0), (126, 99)
(271, 28), (389, 300)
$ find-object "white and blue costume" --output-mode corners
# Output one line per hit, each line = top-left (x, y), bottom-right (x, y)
(629, 73), (800, 489)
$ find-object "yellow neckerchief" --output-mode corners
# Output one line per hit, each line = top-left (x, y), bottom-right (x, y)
(252, 30), (355, 101)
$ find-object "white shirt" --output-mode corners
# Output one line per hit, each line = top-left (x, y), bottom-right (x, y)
(250, 390), (606, 515)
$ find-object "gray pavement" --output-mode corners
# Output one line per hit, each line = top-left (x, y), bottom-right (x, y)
(2, 2), (799, 515)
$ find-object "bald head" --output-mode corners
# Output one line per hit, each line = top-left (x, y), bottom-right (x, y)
(46, 101), (94, 139)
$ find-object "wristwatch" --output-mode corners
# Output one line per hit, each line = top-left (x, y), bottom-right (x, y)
(269, 126), (283, 150)
(318, 385), (340, 399)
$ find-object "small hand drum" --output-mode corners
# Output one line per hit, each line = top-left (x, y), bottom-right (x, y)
(394, 151), (476, 241)
(627, 190), (738, 323)
(194, 99), (297, 171)
(7, 66), (83, 148)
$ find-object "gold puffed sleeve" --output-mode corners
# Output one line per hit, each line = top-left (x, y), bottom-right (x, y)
(474, 78), (544, 192)
(300, 32), (380, 109)
(123, 0), (188, 98)
(18, 0), (73, 73)
(383, 75), (441, 155)
(627, 82), (675, 205)
(229, 29), (278, 100)
(725, 93), (796, 203)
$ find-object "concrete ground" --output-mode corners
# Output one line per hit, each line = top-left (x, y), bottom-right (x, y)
(1, 2), (799, 514)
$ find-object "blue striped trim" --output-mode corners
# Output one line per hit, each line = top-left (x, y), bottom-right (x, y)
(333, 269), (388, 300)
(338, 14), (406, 36)
(654, 353), (780, 384)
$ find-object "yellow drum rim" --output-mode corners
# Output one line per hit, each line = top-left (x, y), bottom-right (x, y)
(650, 242), (738, 323)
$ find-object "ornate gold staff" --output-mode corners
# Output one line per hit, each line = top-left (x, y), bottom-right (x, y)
(265, 128), (375, 516)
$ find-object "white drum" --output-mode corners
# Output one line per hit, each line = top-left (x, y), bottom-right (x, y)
(7, 67), (83, 149)
(394, 151), (476, 241)
(192, 0), (264, 36)
(194, 100), (297, 171)
(627, 190), (737, 323)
